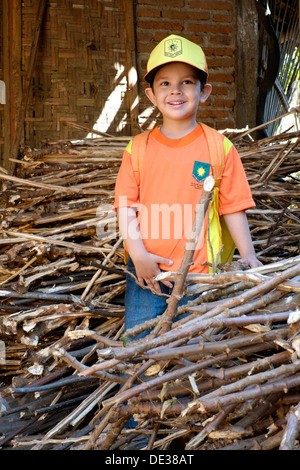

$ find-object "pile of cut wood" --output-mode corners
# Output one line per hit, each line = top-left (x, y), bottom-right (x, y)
(0, 122), (300, 450)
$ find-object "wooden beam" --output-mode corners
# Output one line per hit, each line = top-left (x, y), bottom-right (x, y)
(124, 0), (140, 135)
(235, 0), (258, 130)
(8, 0), (47, 174)
(3, 0), (22, 170)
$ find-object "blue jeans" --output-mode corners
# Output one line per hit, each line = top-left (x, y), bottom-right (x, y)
(124, 257), (195, 339)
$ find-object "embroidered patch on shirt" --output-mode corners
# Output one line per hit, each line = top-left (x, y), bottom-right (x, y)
(192, 161), (211, 183)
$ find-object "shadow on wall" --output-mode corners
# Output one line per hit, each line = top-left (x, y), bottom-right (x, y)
(24, 0), (149, 146)
(85, 62), (160, 138)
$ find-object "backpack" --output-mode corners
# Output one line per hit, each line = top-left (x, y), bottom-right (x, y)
(129, 124), (235, 271)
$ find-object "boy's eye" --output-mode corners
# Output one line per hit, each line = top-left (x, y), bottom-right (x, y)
(157, 78), (196, 87)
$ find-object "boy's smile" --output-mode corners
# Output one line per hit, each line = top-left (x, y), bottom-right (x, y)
(145, 62), (211, 135)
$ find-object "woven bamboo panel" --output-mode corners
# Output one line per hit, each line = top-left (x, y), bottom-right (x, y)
(22, 0), (130, 146)
(0, 0), (4, 162)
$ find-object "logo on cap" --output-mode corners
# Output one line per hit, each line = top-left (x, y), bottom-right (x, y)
(164, 38), (182, 58)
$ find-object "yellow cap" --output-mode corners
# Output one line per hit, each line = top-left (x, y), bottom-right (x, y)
(144, 34), (208, 84)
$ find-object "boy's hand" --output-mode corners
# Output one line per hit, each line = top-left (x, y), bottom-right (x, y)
(238, 253), (263, 269)
(132, 252), (173, 293)
(117, 208), (173, 292)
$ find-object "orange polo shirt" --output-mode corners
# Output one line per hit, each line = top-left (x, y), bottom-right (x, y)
(114, 124), (254, 273)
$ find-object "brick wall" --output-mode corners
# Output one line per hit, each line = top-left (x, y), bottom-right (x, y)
(0, 0), (240, 165)
(135, 0), (237, 130)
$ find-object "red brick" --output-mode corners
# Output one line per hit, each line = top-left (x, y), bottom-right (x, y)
(217, 119), (235, 129)
(213, 13), (232, 22)
(210, 72), (234, 83)
(137, 20), (184, 31)
(153, 31), (172, 42)
(207, 57), (234, 68)
(137, 8), (161, 18)
(136, 0), (237, 129)
(182, 33), (206, 46)
(209, 35), (233, 46)
(137, 0), (185, 6)
(205, 47), (234, 57)
(137, 42), (156, 54)
(214, 98), (235, 108)
(136, 31), (153, 43)
(188, 23), (233, 34)
(189, 1), (233, 10)
(197, 108), (229, 118)
(211, 86), (230, 95)
(161, 10), (210, 21)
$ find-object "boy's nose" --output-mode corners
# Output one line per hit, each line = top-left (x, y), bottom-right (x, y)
(170, 85), (182, 94)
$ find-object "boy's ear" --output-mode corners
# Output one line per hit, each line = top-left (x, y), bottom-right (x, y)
(199, 83), (212, 103)
(145, 87), (157, 106)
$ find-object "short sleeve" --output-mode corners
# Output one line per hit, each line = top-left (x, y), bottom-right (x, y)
(113, 147), (139, 209)
(218, 145), (255, 215)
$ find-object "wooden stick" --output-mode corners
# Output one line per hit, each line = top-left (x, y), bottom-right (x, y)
(153, 175), (215, 336)
(279, 402), (300, 450)
(3, 230), (107, 255)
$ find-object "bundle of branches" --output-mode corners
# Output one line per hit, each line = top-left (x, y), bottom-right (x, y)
(0, 117), (299, 450)
(0, 132), (129, 381)
(230, 120), (300, 263)
(1, 255), (299, 450)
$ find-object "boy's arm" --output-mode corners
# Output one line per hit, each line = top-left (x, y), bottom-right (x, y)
(117, 207), (173, 293)
(223, 211), (262, 268)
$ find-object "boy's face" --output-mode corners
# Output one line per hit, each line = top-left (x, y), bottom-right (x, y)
(145, 62), (211, 125)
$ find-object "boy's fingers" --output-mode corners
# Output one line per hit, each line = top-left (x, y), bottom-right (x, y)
(147, 278), (161, 294)
(162, 280), (173, 289)
(138, 274), (162, 294)
(239, 255), (263, 268)
(137, 276), (146, 287)
(154, 255), (173, 266)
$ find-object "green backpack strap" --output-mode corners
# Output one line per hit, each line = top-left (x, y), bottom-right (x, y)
(200, 123), (236, 267)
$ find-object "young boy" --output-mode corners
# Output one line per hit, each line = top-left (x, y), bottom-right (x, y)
(114, 34), (262, 336)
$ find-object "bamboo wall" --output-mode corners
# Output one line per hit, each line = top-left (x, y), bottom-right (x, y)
(2, 0), (298, 169)
(0, 1), (4, 162)
(1, 0), (132, 168)
(2, 0), (250, 170)
(23, 0), (130, 143)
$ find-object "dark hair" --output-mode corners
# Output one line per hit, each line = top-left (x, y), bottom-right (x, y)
(148, 65), (207, 90)
(197, 70), (207, 91)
